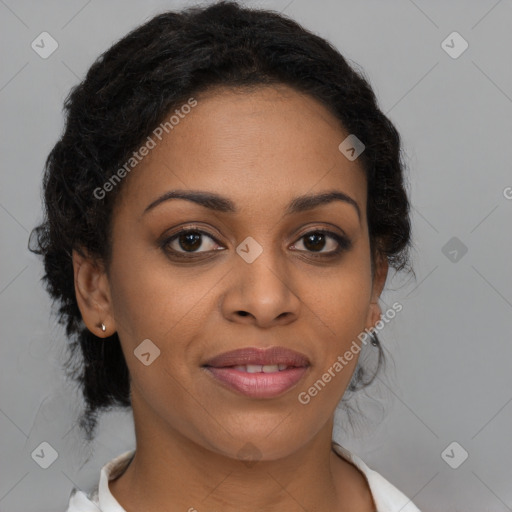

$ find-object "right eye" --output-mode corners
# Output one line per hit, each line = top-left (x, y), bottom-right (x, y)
(160, 228), (225, 258)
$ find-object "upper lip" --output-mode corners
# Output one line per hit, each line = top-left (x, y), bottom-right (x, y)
(203, 346), (310, 368)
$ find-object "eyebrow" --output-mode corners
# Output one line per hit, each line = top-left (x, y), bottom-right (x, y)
(141, 189), (361, 222)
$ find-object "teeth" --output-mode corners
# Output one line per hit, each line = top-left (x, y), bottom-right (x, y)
(231, 364), (290, 373)
(246, 364), (263, 373)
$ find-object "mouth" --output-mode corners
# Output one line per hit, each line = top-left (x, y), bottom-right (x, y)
(202, 346), (310, 399)
(203, 346), (310, 368)
(228, 363), (295, 373)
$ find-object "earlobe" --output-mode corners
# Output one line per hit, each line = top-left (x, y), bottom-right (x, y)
(72, 248), (115, 337)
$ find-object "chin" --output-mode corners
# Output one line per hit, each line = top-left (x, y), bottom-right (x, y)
(200, 424), (310, 463)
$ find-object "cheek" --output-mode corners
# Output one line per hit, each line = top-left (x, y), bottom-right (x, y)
(307, 255), (372, 345)
(108, 252), (214, 422)
(108, 243), (224, 361)
(298, 281), (370, 409)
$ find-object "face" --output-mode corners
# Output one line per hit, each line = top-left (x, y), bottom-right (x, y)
(73, 85), (388, 461)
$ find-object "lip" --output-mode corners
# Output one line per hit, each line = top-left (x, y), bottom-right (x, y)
(202, 346), (310, 399)
(203, 346), (310, 368)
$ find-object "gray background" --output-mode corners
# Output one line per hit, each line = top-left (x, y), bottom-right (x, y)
(1, 0), (511, 510)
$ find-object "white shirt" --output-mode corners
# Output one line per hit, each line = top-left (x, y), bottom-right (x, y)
(66, 442), (421, 512)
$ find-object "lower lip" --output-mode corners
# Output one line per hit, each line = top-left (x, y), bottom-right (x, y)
(204, 366), (308, 398)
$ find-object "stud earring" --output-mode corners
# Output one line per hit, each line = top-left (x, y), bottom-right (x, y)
(101, 323), (106, 332)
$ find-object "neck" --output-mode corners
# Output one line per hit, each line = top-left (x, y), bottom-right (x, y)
(109, 393), (373, 512)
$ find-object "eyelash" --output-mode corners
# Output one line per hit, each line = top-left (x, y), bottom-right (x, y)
(159, 226), (352, 260)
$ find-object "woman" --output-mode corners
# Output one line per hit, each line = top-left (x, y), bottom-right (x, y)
(29, 1), (420, 510)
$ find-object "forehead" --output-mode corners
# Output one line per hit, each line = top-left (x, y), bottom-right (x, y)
(115, 85), (367, 221)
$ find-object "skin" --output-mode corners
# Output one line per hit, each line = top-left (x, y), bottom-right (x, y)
(73, 84), (388, 512)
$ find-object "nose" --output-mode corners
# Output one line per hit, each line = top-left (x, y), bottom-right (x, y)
(220, 248), (301, 328)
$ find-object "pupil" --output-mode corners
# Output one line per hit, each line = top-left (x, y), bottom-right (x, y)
(179, 231), (202, 251)
(304, 232), (325, 252)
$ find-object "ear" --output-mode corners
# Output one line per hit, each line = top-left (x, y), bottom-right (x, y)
(72, 248), (115, 337)
(365, 252), (389, 329)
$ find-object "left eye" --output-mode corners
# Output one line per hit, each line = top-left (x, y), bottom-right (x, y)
(291, 230), (350, 254)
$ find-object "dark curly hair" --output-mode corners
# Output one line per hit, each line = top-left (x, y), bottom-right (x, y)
(29, 0), (414, 442)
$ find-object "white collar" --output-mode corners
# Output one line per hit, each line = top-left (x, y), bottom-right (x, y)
(331, 442), (421, 511)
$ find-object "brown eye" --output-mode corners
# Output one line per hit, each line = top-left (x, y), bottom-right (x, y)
(291, 230), (351, 255)
(162, 229), (223, 256)
(176, 231), (202, 252)
(303, 232), (327, 252)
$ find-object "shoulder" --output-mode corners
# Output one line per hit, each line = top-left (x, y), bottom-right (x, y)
(332, 442), (422, 512)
